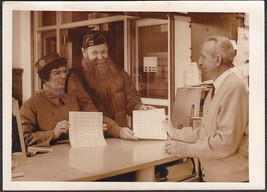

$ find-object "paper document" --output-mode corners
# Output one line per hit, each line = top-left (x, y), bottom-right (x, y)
(143, 56), (157, 72)
(133, 108), (167, 140)
(185, 63), (201, 86)
(69, 111), (107, 148)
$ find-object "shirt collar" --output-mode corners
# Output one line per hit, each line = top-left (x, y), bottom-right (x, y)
(213, 68), (233, 94)
(39, 85), (69, 105)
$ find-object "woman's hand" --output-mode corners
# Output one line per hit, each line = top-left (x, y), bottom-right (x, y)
(53, 120), (69, 140)
(138, 104), (156, 110)
(118, 127), (138, 140)
(102, 123), (107, 131)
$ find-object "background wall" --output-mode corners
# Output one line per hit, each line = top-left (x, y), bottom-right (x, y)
(12, 12), (240, 102)
(189, 13), (240, 80)
(12, 11), (32, 103)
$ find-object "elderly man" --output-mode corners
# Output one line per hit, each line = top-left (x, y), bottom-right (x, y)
(164, 36), (249, 182)
(66, 31), (154, 140)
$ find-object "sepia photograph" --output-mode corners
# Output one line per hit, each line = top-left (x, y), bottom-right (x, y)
(2, 1), (265, 191)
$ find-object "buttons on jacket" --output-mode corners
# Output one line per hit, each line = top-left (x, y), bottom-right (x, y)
(201, 167), (205, 178)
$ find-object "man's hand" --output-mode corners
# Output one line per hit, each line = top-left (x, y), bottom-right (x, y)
(102, 123), (107, 131)
(164, 140), (190, 157)
(162, 120), (175, 139)
(138, 104), (156, 110)
(53, 120), (69, 140)
(118, 127), (138, 140)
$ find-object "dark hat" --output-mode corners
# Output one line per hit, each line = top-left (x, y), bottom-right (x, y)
(35, 52), (67, 72)
(82, 31), (107, 48)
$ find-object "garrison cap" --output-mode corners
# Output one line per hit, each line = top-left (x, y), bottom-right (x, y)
(82, 31), (107, 48)
(35, 52), (67, 72)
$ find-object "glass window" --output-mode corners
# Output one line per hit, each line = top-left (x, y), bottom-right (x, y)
(61, 11), (91, 24)
(135, 22), (168, 99)
(37, 11), (56, 27)
(61, 11), (117, 24)
(59, 27), (87, 69)
(58, 21), (124, 69)
(41, 30), (57, 56)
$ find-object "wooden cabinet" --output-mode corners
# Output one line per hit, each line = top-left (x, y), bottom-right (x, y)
(12, 68), (23, 107)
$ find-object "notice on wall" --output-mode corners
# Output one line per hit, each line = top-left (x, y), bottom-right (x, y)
(133, 108), (167, 140)
(184, 62), (201, 87)
(143, 56), (158, 72)
(233, 53), (249, 67)
(69, 111), (107, 148)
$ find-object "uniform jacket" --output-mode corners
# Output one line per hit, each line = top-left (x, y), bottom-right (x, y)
(174, 72), (249, 182)
(20, 89), (80, 147)
(66, 64), (143, 138)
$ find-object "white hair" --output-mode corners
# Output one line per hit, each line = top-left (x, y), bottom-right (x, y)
(206, 36), (235, 66)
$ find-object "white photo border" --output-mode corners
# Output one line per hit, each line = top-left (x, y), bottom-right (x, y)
(3, 1), (265, 190)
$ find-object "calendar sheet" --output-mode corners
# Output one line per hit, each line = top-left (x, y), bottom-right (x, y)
(185, 62), (201, 86)
(69, 112), (107, 148)
(133, 108), (167, 140)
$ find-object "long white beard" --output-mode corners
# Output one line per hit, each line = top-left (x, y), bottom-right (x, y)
(82, 57), (119, 100)
(96, 62), (108, 78)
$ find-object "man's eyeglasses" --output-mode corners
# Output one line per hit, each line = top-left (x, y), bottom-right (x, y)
(50, 69), (69, 76)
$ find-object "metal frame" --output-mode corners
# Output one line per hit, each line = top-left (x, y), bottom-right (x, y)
(135, 18), (171, 118)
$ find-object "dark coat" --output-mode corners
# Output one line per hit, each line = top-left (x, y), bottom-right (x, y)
(20, 90), (80, 147)
(66, 62), (142, 138)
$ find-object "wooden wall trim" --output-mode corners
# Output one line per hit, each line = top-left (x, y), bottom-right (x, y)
(168, 14), (175, 116)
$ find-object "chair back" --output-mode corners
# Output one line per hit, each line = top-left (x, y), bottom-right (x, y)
(12, 99), (26, 156)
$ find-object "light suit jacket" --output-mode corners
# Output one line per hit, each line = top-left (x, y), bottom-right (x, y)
(175, 72), (249, 182)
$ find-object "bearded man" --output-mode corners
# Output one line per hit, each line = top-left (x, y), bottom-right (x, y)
(66, 31), (154, 140)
